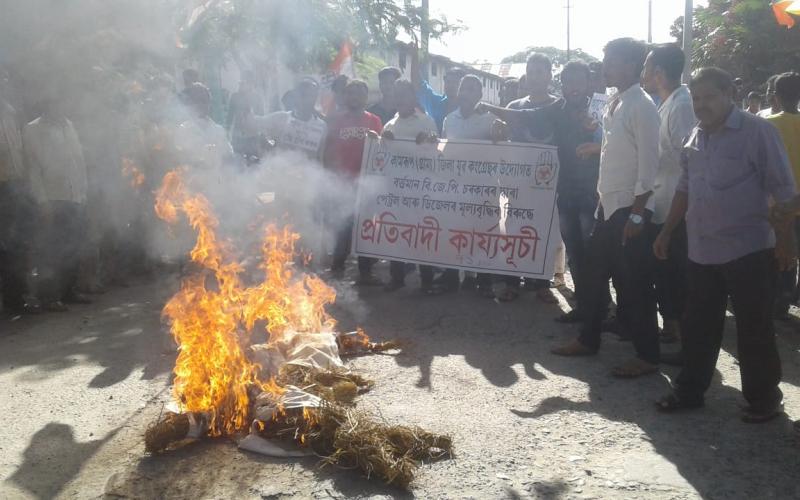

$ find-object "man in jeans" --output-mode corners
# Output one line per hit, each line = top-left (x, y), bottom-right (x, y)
(654, 67), (796, 423)
(552, 38), (661, 378)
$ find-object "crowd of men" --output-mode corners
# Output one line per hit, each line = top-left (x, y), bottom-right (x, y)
(2, 36), (800, 428)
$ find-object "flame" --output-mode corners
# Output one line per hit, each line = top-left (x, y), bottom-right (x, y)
(154, 169), (338, 436)
(121, 157), (146, 189)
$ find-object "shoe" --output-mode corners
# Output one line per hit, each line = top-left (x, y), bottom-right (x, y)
(43, 301), (69, 312)
(655, 393), (704, 413)
(3, 302), (41, 316)
(356, 274), (383, 287)
(461, 276), (477, 291)
(64, 292), (92, 305)
(741, 403), (784, 424)
(554, 309), (583, 324)
(383, 281), (405, 292)
(551, 339), (597, 357)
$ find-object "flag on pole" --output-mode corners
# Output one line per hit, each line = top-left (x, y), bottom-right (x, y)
(321, 39), (357, 115)
(772, 0), (797, 28)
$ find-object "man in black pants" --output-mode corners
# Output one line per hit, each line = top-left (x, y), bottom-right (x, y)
(655, 68), (796, 423)
(640, 44), (697, 364)
(552, 38), (661, 378)
(479, 61), (601, 314)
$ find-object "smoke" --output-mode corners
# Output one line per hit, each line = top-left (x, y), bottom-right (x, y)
(0, 0), (366, 296)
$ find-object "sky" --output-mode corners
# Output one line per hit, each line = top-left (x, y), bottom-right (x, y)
(428, 0), (708, 63)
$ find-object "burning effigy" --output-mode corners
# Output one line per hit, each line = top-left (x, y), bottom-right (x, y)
(144, 170), (452, 488)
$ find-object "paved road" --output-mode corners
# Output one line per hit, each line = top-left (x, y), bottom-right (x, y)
(1, 266), (799, 499)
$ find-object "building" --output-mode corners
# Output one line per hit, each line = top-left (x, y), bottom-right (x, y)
(382, 43), (505, 105)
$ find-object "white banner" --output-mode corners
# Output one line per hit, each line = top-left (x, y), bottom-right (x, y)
(353, 137), (561, 278)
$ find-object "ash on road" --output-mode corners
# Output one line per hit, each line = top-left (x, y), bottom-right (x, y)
(1, 267), (799, 500)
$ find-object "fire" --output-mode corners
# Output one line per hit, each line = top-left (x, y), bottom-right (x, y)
(122, 157), (146, 189)
(154, 169), (338, 436)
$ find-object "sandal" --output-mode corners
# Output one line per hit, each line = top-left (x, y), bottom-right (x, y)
(551, 339), (596, 357)
(554, 309), (583, 324)
(612, 359), (659, 378)
(423, 285), (449, 296)
(741, 403), (784, 424)
(655, 393), (703, 413)
(497, 288), (520, 302)
(536, 288), (559, 304)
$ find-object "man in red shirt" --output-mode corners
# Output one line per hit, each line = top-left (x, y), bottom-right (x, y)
(324, 80), (383, 284)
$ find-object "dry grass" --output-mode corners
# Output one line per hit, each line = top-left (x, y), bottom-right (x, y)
(256, 404), (453, 489)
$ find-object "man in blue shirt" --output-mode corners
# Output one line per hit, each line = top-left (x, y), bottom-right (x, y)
(654, 67), (796, 422)
(410, 44), (464, 134)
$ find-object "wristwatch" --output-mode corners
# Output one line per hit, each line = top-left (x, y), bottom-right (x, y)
(628, 213), (644, 225)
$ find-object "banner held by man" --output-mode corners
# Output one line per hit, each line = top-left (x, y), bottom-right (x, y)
(353, 137), (561, 279)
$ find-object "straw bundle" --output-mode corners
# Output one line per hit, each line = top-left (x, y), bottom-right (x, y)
(144, 412), (190, 454)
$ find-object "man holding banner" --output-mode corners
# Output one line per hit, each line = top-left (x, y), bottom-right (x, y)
(352, 76), (562, 298)
(323, 80), (383, 285)
(380, 79), (439, 292)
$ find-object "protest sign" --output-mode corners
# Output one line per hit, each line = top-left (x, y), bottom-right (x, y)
(588, 92), (609, 124)
(353, 137), (561, 279)
(277, 115), (326, 154)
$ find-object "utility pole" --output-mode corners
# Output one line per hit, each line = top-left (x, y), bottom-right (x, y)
(647, 0), (653, 43)
(566, 0), (571, 61)
(421, 0), (430, 79)
(682, 0), (693, 83)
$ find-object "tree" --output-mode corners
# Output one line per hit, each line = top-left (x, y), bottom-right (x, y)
(501, 46), (599, 66)
(671, 0), (800, 89)
(179, 0), (464, 74)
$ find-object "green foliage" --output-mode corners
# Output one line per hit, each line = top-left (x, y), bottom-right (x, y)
(500, 46), (599, 66)
(179, 0), (463, 73)
(671, 0), (800, 89)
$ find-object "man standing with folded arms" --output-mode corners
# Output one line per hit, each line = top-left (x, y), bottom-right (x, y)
(552, 38), (661, 379)
(654, 67), (796, 423)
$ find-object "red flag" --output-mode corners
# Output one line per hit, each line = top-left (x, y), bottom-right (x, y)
(773, 0), (796, 28)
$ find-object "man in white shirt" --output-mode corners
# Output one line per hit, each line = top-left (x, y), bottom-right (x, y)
(553, 38), (661, 378)
(177, 83), (234, 181)
(23, 99), (91, 311)
(641, 44), (697, 364)
(435, 75), (507, 295)
(757, 75), (782, 118)
(379, 79), (438, 292)
(252, 78), (327, 160)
